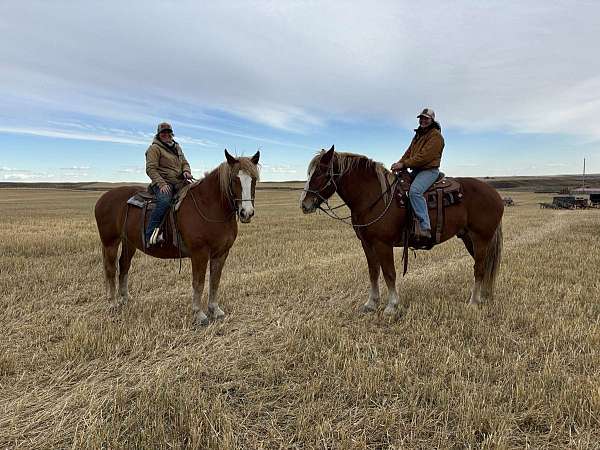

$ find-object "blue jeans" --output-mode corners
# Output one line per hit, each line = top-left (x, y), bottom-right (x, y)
(145, 184), (174, 243)
(408, 169), (439, 231)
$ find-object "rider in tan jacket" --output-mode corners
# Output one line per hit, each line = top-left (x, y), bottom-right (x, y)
(144, 122), (193, 246)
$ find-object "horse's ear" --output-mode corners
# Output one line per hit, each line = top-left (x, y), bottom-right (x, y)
(329, 145), (334, 152)
(250, 151), (260, 165)
(320, 145), (335, 165)
(224, 149), (238, 166)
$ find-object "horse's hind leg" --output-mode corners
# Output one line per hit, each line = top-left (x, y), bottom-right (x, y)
(118, 244), (136, 305)
(208, 250), (229, 320)
(468, 233), (488, 306)
(467, 226), (502, 305)
(360, 241), (381, 313)
(460, 233), (475, 258)
(101, 241), (120, 307)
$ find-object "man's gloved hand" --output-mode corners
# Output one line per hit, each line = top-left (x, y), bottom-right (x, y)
(183, 171), (193, 180)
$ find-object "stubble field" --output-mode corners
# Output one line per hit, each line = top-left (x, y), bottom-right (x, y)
(1, 187), (600, 449)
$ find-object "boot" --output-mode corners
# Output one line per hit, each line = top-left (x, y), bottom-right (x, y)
(413, 221), (432, 240)
(415, 227), (431, 240)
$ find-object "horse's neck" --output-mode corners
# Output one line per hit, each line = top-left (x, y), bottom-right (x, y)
(336, 167), (383, 212)
(188, 171), (233, 214)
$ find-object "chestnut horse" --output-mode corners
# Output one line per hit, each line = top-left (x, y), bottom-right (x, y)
(94, 150), (260, 326)
(300, 146), (503, 316)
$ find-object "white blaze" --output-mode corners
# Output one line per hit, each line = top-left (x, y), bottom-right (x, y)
(238, 171), (254, 215)
(299, 168), (314, 205)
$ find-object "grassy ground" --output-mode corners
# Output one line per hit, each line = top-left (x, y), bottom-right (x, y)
(1, 188), (599, 449)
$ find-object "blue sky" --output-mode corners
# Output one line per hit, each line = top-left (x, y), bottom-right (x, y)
(1, 1), (599, 182)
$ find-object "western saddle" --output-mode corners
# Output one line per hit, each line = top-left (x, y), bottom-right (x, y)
(126, 187), (189, 254)
(394, 170), (463, 247)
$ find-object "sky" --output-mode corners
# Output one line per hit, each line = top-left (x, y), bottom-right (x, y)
(1, 0), (599, 182)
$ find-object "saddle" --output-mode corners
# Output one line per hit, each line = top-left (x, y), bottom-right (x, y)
(394, 171), (463, 247)
(126, 187), (189, 254)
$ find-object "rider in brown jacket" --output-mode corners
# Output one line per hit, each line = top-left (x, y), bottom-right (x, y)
(391, 108), (445, 239)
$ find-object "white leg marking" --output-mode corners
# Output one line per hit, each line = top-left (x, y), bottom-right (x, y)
(192, 286), (208, 326)
(118, 274), (129, 302)
(106, 278), (116, 303)
(208, 261), (225, 320)
(362, 283), (380, 312)
(238, 171), (254, 217)
(383, 288), (399, 315)
(469, 280), (482, 306)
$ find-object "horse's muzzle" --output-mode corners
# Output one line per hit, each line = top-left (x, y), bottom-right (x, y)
(239, 208), (254, 223)
(301, 202), (317, 214)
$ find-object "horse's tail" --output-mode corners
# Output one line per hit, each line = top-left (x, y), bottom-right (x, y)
(482, 222), (502, 299)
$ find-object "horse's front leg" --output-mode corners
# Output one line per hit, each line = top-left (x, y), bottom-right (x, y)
(191, 250), (210, 326)
(374, 242), (401, 316)
(208, 250), (230, 320)
(360, 241), (381, 313)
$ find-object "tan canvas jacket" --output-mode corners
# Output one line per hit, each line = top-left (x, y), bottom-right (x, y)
(400, 127), (445, 170)
(145, 138), (191, 188)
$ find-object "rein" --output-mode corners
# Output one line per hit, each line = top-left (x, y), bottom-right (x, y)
(304, 163), (400, 228)
(187, 177), (253, 224)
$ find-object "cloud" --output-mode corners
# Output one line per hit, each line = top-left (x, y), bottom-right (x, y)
(117, 166), (145, 174)
(0, 126), (147, 145)
(59, 165), (91, 170)
(2, 1), (599, 140)
(0, 167), (55, 181)
(261, 164), (300, 175)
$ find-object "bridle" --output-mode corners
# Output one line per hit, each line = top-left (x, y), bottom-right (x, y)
(302, 161), (342, 208)
(303, 159), (400, 228)
(188, 173), (256, 223)
(227, 178), (256, 210)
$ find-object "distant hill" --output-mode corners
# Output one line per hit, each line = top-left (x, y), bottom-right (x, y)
(0, 174), (596, 193)
(480, 174), (598, 192)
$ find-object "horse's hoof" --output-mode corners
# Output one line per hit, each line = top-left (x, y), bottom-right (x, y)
(383, 305), (397, 316)
(360, 303), (377, 313)
(193, 313), (209, 327)
(209, 305), (225, 320)
(108, 301), (124, 315)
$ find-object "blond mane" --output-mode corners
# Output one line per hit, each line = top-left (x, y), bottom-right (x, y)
(308, 150), (391, 179)
(174, 157), (260, 211)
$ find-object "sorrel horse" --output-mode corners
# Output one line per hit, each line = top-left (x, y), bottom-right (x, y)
(94, 150), (260, 326)
(300, 146), (503, 315)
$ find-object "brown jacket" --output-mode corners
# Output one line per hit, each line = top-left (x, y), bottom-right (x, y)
(145, 138), (191, 188)
(400, 125), (445, 170)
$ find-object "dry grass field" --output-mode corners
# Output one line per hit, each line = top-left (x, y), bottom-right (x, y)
(1, 187), (600, 449)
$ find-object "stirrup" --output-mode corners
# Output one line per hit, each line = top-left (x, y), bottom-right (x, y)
(149, 228), (163, 246)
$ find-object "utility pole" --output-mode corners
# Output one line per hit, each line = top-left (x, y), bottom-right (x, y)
(582, 158), (586, 189)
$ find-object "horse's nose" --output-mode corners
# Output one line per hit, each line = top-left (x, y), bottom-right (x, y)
(240, 208), (254, 221)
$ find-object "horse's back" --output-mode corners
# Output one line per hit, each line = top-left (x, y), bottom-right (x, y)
(95, 186), (146, 244)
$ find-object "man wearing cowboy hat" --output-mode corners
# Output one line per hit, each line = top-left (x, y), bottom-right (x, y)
(144, 122), (193, 246)
(391, 108), (445, 240)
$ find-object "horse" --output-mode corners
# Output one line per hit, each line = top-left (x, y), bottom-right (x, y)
(300, 146), (503, 316)
(94, 150), (260, 326)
